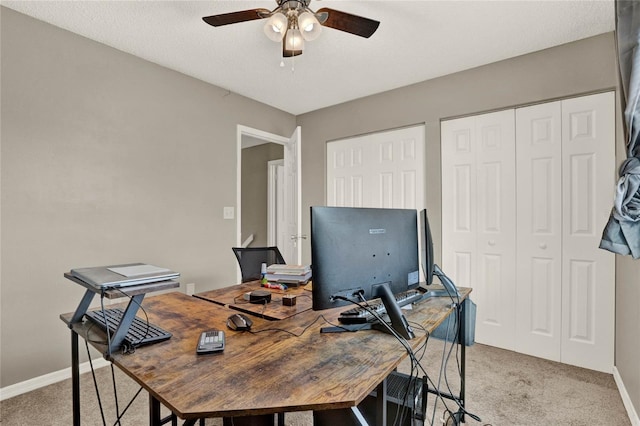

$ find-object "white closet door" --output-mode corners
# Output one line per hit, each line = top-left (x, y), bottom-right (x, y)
(326, 125), (425, 210)
(442, 93), (614, 372)
(442, 111), (517, 349)
(560, 92), (615, 373)
(441, 116), (476, 290)
(515, 101), (563, 360)
(474, 111), (517, 349)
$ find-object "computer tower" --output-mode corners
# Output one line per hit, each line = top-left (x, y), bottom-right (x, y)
(313, 371), (424, 426)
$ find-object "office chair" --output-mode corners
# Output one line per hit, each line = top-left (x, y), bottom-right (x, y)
(232, 246), (286, 282)
(231, 246), (287, 425)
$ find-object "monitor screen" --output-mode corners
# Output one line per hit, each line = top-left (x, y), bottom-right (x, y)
(420, 209), (435, 285)
(310, 206), (420, 311)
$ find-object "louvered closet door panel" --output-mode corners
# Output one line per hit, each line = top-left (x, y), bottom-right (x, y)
(560, 92), (615, 373)
(515, 101), (563, 361)
(474, 110), (517, 349)
(326, 125), (425, 210)
(441, 117), (477, 291)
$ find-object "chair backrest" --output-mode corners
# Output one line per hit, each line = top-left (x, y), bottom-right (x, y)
(232, 247), (286, 282)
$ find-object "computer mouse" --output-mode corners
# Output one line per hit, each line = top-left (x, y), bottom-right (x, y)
(226, 313), (253, 331)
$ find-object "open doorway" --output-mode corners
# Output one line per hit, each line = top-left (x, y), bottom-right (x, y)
(236, 125), (302, 270)
(240, 142), (284, 247)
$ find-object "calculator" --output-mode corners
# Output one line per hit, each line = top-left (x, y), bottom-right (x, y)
(196, 330), (225, 354)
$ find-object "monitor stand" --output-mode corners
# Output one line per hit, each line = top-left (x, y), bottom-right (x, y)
(321, 282), (416, 340)
(321, 318), (415, 339)
(420, 264), (460, 299)
(371, 282), (415, 339)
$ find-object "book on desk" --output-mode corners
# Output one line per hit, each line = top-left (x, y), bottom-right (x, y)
(265, 264), (311, 285)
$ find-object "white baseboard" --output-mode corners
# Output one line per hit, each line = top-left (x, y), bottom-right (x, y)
(0, 357), (110, 401)
(614, 366), (640, 426)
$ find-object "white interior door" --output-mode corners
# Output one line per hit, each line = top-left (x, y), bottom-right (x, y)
(515, 101), (563, 360)
(560, 92), (615, 373)
(475, 111), (517, 350)
(326, 125), (425, 210)
(283, 126), (302, 264)
(267, 159), (285, 249)
(442, 111), (517, 350)
(441, 116), (477, 291)
(326, 125), (426, 279)
(442, 92), (615, 373)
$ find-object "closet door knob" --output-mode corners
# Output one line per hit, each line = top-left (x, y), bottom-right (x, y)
(539, 243), (547, 249)
(488, 240), (496, 246)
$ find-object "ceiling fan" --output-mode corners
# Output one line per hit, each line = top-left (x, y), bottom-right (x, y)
(202, 0), (380, 57)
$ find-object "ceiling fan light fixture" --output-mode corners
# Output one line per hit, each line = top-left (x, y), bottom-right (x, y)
(298, 11), (322, 41)
(202, 1), (381, 62)
(284, 27), (304, 52)
(263, 12), (288, 41)
(282, 46), (303, 57)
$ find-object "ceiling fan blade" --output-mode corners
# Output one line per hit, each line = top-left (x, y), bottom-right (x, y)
(316, 8), (380, 38)
(202, 8), (271, 27)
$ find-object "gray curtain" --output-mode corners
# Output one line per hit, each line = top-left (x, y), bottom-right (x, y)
(600, 0), (640, 259)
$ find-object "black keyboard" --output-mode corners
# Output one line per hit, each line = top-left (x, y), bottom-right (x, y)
(338, 289), (424, 324)
(85, 308), (172, 348)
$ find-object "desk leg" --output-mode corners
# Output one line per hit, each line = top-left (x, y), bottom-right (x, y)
(459, 302), (466, 423)
(71, 330), (80, 426)
(150, 394), (162, 426)
(349, 407), (370, 426)
(375, 377), (387, 426)
(422, 301), (468, 424)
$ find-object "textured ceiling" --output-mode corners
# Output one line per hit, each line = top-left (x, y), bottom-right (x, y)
(1, 1), (615, 115)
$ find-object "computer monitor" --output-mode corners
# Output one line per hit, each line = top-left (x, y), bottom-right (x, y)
(310, 206), (420, 339)
(420, 209), (435, 285)
(419, 208), (461, 299)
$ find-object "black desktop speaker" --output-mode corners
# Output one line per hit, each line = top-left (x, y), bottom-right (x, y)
(249, 290), (272, 304)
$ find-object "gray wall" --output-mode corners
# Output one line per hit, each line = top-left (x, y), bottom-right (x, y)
(297, 33), (618, 264)
(615, 184), (640, 419)
(0, 7), (295, 387)
(241, 143), (284, 246)
(296, 33), (639, 417)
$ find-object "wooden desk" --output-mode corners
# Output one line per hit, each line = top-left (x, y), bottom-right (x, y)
(62, 287), (471, 425)
(194, 280), (312, 320)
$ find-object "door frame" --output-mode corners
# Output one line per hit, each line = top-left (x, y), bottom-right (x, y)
(236, 125), (300, 277)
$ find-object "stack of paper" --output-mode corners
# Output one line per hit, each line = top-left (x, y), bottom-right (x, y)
(265, 264), (311, 285)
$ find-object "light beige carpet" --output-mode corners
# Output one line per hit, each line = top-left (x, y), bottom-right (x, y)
(1, 340), (630, 425)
